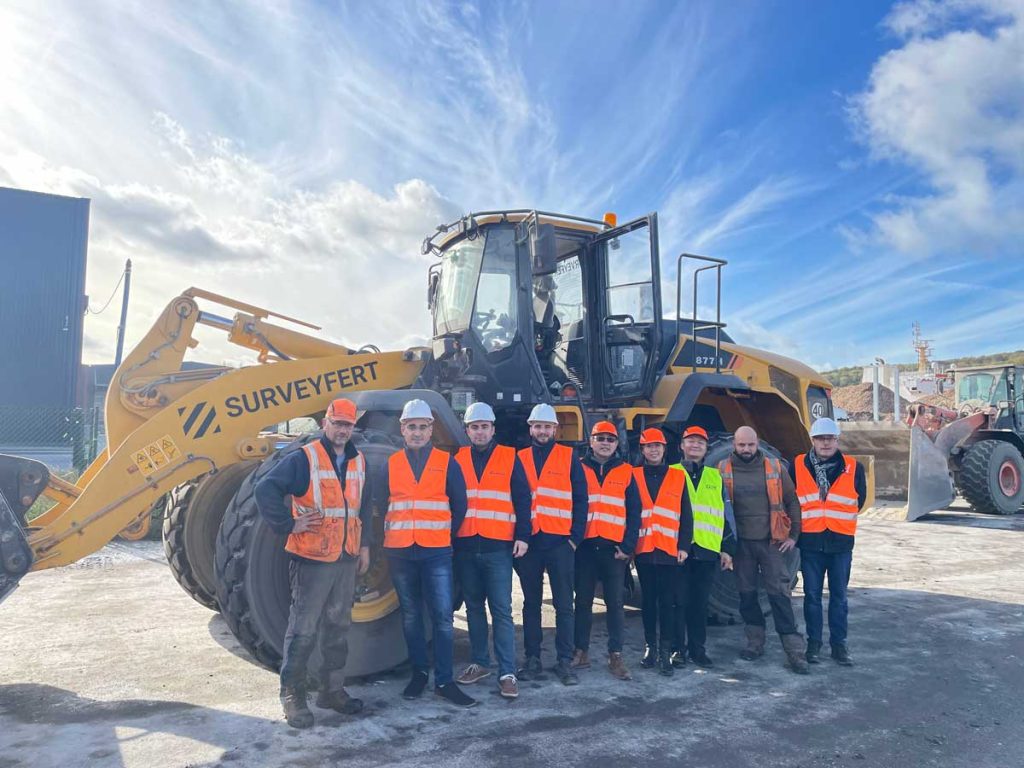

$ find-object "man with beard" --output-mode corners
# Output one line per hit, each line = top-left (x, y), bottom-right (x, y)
(515, 403), (589, 686)
(789, 418), (866, 667)
(719, 426), (807, 673)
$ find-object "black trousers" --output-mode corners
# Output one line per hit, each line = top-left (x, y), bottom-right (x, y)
(636, 560), (685, 651)
(514, 539), (575, 664)
(676, 558), (718, 655)
(573, 541), (627, 654)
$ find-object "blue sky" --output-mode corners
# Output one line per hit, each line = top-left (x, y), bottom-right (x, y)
(1, 0), (1021, 370)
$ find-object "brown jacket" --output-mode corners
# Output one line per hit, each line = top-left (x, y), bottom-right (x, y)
(726, 451), (801, 541)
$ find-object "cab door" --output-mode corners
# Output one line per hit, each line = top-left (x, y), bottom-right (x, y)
(588, 214), (662, 403)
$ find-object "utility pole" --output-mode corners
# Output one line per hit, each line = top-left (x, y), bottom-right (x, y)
(114, 259), (132, 368)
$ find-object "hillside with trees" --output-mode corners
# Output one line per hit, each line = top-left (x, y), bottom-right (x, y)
(820, 350), (1024, 387)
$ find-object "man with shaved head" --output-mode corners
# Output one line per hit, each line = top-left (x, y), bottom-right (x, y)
(718, 426), (807, 673)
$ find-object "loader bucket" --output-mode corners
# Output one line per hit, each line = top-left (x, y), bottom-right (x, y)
(907, 426), (955, 521)
(0, 455), (47, 603)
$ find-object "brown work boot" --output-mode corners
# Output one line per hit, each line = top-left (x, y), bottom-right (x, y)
(315, 687), (364, 715)
(608, 652), (632, 681)
(781, 634), (810, 675)
(571, 649), (591, 669)
(280, 687), (313, 729)
(498, 674), (519, 699)
(456, 663), (492, 685)
(739, 625), (766, 661)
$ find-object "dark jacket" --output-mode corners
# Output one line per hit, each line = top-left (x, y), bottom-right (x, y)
(579, 452), (643, 555)
(528, 440), (589, 550)
(788, 450), (867, 553)
(680, 461), (738, 560)
(633, 462), (695, 566)
(453, 441), (533, 553)
(725, 450), (801, 542)
(378, 444), (468, 560)
(255, 436), (374, 559)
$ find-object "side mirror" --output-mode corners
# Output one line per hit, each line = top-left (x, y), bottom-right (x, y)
(427, 270), (440, 310)
(530, 223), (558, 275)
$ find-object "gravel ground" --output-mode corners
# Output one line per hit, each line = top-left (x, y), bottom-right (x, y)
(2, 506), (1023, 768)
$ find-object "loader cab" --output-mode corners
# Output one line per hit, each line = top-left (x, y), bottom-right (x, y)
(954, 365), (1024, 431)
(423, 211), (662, 423)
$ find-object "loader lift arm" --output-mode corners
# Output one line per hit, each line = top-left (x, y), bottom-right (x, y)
(0, 289), (425, 602)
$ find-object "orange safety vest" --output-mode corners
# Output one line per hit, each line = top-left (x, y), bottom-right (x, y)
(518, 444), (575, 536)
(794, 455), (860, 536)
(582, 462), (634, 543)
(384, 448), (452, 548)
(719, 456), (786, 517)
(455, 445), (517, 541)
(634, 465), (687, 557)
(285, 441), (365, 562)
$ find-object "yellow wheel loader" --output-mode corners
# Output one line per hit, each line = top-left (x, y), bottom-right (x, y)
(0, 209), (861, 675)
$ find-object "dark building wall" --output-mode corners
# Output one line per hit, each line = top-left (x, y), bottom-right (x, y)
(0, 187), (90, 409)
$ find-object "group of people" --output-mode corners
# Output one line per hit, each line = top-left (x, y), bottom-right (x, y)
(255, 397), (866, 728)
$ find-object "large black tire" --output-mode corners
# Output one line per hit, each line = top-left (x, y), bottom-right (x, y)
(959, 439), (1024, 515)
(214, 430), (407, 680)
(163, 463), (258, 610)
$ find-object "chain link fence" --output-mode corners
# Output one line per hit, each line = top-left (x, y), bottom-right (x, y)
(0, 406), (105, 472)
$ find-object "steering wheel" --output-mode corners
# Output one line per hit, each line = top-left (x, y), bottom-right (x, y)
(473, 309), (495, 330)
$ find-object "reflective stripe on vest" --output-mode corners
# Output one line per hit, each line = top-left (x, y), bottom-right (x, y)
(582, 462), (633, 543)
(634, 465), (687, 558)
(677, 466), (725, 553)
(794, 455), (860, 536)
(455, 445), (517, 541)
(518, 444), (575, 536)
(286, 442), (364, 562)
(384, 448), (452, 548)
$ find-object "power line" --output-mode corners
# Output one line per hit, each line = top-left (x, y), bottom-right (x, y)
(86, 267), (127, 315)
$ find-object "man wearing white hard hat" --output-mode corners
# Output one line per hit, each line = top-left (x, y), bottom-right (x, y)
(380, 399), (475, 707)
(452, 402), (532, 699)
(789, 417), (866, 667)
(514, 403), (589, 686)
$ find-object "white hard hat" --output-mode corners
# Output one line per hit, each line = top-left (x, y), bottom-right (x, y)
(527, 403), (558, 424)
(463, 401), (496, 424)
(400, 399), (434, 422)
(810, 417), (841, 437)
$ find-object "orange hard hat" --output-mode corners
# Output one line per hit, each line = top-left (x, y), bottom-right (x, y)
(326, 398), (357, 424)
(591, 421), (618, 437)
(682, 425), (708, 441)
(639, 428), (667, 445)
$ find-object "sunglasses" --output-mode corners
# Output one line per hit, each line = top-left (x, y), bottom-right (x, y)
(592, 435), (618, 443)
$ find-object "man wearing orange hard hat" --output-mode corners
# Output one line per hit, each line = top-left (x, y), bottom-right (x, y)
(571, 420), (642, 681)
(255, 397), (373, 728)
(632, 427), (693, 676)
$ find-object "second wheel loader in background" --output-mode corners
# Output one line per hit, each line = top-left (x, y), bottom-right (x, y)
(1, 209), (864, 679)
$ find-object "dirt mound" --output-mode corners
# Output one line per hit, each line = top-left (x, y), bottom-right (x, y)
(917, 391), (955, 408)
(832, 383), (911, 420)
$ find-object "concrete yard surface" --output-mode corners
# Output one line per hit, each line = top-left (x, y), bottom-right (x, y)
(3, 511), (1024, 768)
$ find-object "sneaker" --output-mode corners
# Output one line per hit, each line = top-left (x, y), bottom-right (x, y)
(658, 650), (674, 677)
(402, 670), (429, 700)
(457, 663), (492, 685)
(517, 656), (543, 680)
(640, 645), (656, 669)
(831, 645), (853, 666)
(554, 660), (579, 686)
(280, 687), (314, 729)
(669, 651), (687, 669)
(806, 640), (822, 664)
(435, 682), (478, 708)
(315, 688), (364, 715)
(498, 674), (519, 699)
(570, 649), (591, 669)
(608, 652), (632, 681)
(689, 650), (714, 668)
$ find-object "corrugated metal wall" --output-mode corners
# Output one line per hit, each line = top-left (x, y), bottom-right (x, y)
(0, 186), (90, 409)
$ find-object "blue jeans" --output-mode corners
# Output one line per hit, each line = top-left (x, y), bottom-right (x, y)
(388, 552), (455, 686)
(800, 549), (853, 647)
(455, 547), (516, 677)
